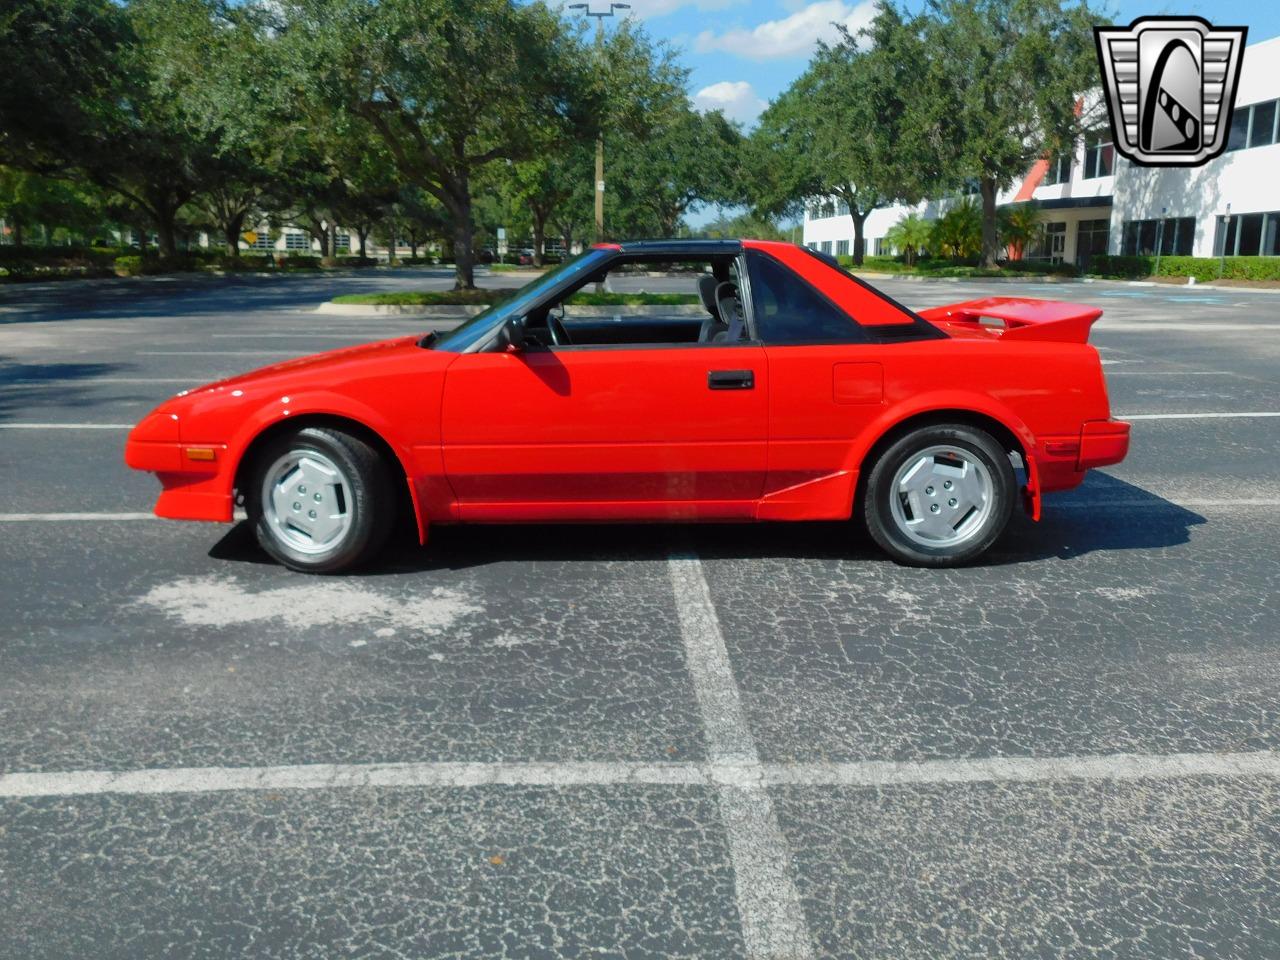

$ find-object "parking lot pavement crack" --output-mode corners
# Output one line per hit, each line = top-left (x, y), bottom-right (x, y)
(667, 551), (816, 960)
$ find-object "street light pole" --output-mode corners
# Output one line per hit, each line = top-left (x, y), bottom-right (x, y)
(1154, 206), (1167, 277)
(1219, 202), (1232, 279)
(568, 2), (629, 246)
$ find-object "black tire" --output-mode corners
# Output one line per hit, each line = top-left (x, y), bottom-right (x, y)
(246, 426), (395, 574)
(862, 423), (1016, 567)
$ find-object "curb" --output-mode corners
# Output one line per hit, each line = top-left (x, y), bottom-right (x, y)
(853, 272), (1088, 284)
(314, 302), (488, 317)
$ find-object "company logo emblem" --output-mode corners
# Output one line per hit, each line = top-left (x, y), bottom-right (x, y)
(1095, 16), (1247, 166)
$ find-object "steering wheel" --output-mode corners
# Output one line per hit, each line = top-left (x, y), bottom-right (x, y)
(547, 311), (571, 346)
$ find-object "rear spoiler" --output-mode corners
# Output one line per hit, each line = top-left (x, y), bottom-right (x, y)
(917, 297), (1103, 343)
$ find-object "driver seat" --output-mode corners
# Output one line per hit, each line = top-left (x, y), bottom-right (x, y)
(711, 281), (746, 342)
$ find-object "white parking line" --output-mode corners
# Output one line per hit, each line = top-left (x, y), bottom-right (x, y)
(1104, 370), (1232, 376)
(0, 423), (131, 429)
(1098, 322), (1280, 332)
(206, 335), (404, 343)
(668, 552), (815, 960)
(1122, 411), (1280, 420)
(0, 512), (155, 522)
(137, 350), (298, 356)
(4, 750), (1278, 799)
(1055, 498), (1280, 509)
(87, 378), (210, 384)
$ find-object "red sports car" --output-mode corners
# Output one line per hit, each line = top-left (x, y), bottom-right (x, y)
(125, 239), (1129, 572)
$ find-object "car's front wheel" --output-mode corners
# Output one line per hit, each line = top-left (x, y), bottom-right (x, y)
(247, 425), (394, 573)
(863, 423), (1015, 567)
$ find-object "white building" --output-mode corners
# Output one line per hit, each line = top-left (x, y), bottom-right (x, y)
(803, 34), (1280, 267)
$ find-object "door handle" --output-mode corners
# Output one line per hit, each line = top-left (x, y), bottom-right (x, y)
(708, 369), (754, 390)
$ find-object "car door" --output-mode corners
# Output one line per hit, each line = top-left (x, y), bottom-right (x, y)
(744, 248), (888, 520)
(440, 342), (768, 520)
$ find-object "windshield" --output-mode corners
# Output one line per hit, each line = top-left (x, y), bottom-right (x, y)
(431, 249), (613, 352)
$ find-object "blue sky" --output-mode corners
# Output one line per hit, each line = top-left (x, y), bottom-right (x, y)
(583, 0), (1280, 128)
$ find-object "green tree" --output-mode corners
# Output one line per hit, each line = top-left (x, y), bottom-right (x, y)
(748, 6), (941, 265)
(696, 211), (790, 242)
(502, 147), (592, 267)
(50, 0), (230, 259)
(377, 186), (450, 261)
(883, 212), (934, 265)
(172, 0), (295, 257)
(0, 169), (108, 247)
(279, 0), (590, 288)
(0, 0), (132, 173)
(920, 0), (1097, 266)
(609, 107), (742, 237)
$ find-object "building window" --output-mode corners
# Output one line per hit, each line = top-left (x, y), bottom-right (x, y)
(1042, 152), (1072, 185)
(1226, 98), (1280, 152)
(1076, 219), (1110, 268)
(1122, 217), (1195, 256)
(1227, 107), (1251, 151)
(1250, 101), (1278, 148)
(1214, 211), (1280, 257)
(284, 231), (309, 251)
(334, 232), (351, 251)
(1083, 137), (1114, 179)
(836, 239), (849, 256)
(250, 230), (273, 250)
(820, 240), (833, 254)
(1028, 221), (1068, 262)
(873, 238), (887, 256)
(834, 200), (849, 217)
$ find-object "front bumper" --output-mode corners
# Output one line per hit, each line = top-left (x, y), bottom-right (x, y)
(125, 414), (234, 522)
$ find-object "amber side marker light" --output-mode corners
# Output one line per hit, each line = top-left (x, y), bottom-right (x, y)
(185, 447), (217, 462)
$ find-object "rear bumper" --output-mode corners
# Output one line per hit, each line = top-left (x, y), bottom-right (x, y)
(1035, 419), (1131, 493)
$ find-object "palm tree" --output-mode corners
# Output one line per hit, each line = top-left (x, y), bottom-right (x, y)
(884, 213), (933, 266)
(932, 198), (982, 261)
(999, 203), (1041, 262)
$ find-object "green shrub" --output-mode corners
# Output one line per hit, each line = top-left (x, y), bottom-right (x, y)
(282, 256), (321, 270)
(1089, 254), (1280, 282)
(331, 289), (495, 306)
(113, 255), (147, 276)
(0, 245), (126, 265)
(1089, 254), (1153, 278)
(335, 255), (378, 267)
(112, 254), (202, 276)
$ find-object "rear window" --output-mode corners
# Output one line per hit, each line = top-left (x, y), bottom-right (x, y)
(745, 250), (864, 345)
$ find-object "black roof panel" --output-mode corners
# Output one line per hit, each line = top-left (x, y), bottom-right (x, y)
(615, 239), (742, 256)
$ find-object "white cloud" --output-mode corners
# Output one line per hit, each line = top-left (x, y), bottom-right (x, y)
(694, 0), (876, 60)
(693, 80), (767, 125)
(570, 0), (738, 21)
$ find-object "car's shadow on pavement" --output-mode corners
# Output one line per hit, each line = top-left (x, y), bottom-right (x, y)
(207, 473), (1204, 575)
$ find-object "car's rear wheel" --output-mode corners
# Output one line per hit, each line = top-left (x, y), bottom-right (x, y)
(863, 424), (1015, 567)
(247, 426), (394, 573)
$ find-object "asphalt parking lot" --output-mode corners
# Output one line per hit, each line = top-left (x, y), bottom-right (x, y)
(2, 267), (1279, 958)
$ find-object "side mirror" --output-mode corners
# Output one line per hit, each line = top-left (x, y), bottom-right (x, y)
(498, 315), (526, 352)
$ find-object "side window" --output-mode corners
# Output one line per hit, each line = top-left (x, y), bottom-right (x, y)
(746, 251), (864, 344)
